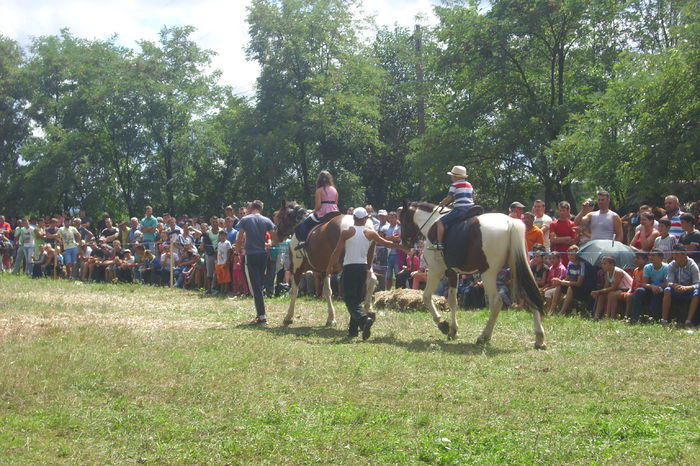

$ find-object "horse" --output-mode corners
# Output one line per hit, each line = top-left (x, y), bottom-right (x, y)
(399, 201), (546, 349)
(274, 201), (378, 326)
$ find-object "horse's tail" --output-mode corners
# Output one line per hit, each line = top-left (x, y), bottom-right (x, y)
(507, 219), (545, 313)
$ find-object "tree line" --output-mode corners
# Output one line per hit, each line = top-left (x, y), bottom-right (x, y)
(1, 0), (698, 220)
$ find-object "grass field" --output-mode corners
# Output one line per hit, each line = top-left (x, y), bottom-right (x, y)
(1, 275), (698, 464)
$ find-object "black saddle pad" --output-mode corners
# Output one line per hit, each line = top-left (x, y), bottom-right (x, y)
(443, 219), (474, 268)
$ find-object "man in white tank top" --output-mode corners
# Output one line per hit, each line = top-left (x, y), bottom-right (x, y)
(574, 190), (623, 242)
(327, 207), (409, 339)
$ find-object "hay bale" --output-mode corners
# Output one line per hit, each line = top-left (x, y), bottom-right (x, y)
(372, 289), (448, 312)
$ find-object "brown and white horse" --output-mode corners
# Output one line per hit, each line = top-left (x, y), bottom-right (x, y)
(400, 201), (546, 349)
(274, 201), (378, 326)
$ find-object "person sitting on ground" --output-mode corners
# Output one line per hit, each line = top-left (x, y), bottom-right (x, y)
(523, 212), (545, 253)
(631, 249), (667, 323)
(661, 245), (699, 326)
(629, 211), (659, 252)
(592, 256), (633, 320)
(549, 245), (588, 315)
(622, 253), (648, 319)
(543, 251), (567, 310)
(431, 165), (474, 251)
(530, 247), (549, 291)
(574, 191), (624, 242)
(678, 212), (700, 263)
(295, 170), (340, 250)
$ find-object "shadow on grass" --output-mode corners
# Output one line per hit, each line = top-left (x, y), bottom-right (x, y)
(237, 323), (517, 356)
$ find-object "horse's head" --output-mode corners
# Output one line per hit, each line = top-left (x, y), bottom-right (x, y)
(399, 200), (421, 248)
(274, 200), (309, 238)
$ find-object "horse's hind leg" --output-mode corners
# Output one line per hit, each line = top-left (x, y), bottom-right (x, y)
(477, 268), (502, 345)
(323, 273), (336, 326)
(533, 308), (546, 350)
(446, 270), (459, 340)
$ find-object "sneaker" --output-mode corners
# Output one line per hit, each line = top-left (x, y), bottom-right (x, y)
(294, 241), (306, 251)
(362, 317), (374, 341)
(252, 316), (268, 325)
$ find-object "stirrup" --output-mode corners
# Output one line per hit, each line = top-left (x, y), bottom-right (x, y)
(294, 241), (306, 251)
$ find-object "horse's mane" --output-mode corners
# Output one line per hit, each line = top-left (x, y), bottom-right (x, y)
(286, 201), (309, 223)
(412, 202), (438, 213)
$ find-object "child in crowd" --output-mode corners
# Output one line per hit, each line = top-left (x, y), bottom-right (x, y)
(549, 245), (588, 315)
(530, 248), (549, 290)
(543, 252), (567, 310)
(216, 230), (232, 294)
(631, 249), (668, 322)
(654, 218), (677, 261)
(622, 253), (648, 318)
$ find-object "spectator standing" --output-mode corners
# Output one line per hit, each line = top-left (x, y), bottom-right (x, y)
(140, 206), (158, 252)
(235, 200), (277, 324)
(509, 202), (525, 220)
(532, 200), (553, 251)
(549, 201), (577, 265)
(575, 191), (623, 242)
(58, 217), (81, 279)
(523, 212), (545, 252)
(662, 195), (684, 239)
(381, 211), (402, 289)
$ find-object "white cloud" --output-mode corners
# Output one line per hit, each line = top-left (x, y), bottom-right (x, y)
(0, 0), (441, 96)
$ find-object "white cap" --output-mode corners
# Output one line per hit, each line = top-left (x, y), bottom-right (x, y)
(353, 207), (368, 219)
(377, 209), (388, 216)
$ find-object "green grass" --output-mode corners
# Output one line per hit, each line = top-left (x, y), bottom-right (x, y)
(1, 275), (698, 464)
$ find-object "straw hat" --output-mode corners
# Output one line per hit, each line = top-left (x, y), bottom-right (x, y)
(447, 165), (467, 178)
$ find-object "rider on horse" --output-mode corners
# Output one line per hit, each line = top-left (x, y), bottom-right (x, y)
(430, 165), (475, 251)
(295, 170), (340, 250)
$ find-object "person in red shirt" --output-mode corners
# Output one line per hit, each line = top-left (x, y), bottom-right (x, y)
(549, 201), (577, 265)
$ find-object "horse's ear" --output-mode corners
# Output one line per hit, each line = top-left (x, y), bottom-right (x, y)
(280, 199), (286, 210)
(402, 199), (409, 211)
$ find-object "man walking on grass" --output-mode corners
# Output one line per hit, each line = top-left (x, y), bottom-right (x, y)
(235, 200), (277, 324)
(327, 207), (409, 340)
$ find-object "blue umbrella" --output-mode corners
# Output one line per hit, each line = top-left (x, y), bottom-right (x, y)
(578, 240), (637, 269)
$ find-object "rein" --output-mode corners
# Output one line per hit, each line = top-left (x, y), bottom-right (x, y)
(416, 203), (450, 235)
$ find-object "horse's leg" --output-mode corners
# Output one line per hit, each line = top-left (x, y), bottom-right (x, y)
(476, 268), (502, 345)
(446, 270), (459, 340)
(423, 268), (449, 335)
(364, 270), (378, 313)
(283, 270), (303, 325)
(323, 273), (336, 327)
(533, 305), (546, 350)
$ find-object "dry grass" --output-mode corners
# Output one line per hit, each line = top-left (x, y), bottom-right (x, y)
(373, 288), (449, 312)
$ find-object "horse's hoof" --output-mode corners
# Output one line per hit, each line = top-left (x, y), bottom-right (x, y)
(437, 320), (450, 335)
(447, 333), (456, 341)
(475, 337), (489, 346)
(282, 319), (293, 326)
(534, 343), (547, 350)
(325, 320), (336, 327)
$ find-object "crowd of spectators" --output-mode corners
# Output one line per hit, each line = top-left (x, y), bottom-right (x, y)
(1, 192), (698, 326)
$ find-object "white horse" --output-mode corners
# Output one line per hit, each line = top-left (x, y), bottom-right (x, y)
(400, 202), (546, 349)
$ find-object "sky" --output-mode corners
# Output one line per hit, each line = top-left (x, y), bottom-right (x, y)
(0, 0), (441, 97)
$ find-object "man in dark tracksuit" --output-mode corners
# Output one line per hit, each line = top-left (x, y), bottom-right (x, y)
(327, 207), (408, 339)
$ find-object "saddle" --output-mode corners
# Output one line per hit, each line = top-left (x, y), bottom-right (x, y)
(427, 205), (489, 271)
(294, 210), (344, 246)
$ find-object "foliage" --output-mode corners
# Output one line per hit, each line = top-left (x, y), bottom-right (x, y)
(1, 0), (699, 219)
